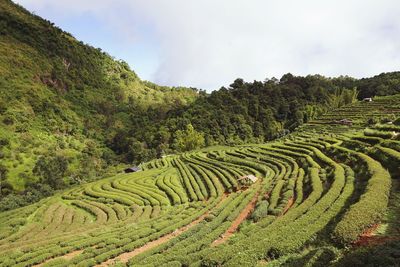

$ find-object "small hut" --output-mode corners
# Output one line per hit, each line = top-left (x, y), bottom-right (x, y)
(238, 175), (258, 186)
(124, 166), (141, 173)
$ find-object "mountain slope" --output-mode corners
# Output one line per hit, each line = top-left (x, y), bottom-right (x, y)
(0, 0), (198, 206)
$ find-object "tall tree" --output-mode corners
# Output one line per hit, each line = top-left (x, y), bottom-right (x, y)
(173, 124), (205, 152)
(33, 156), (68, 189)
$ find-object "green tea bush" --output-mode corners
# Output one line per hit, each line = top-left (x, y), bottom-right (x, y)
(333, 147), (391, 245)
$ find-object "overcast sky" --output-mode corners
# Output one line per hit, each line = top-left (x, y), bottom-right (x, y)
(13, 0), (400, 91)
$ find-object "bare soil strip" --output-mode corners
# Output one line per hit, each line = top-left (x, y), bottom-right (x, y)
(281, 197), (294, 216)
(212, 191), (260, 246)
(96, 195), (228, 266)
(354, 235), (399, 247)
(353, 224), (384, 247)
(97, 214), (208, 266)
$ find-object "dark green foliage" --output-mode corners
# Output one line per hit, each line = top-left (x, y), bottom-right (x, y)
(0, 0), (198, 208)
(33, 155), (68, 189)
(332, 147), (391, 245)
(336, 240), (400, 267)
(0, 164), (9, 196)
(173, 124), (205, 151)
(251, 200), (269, 222)
(356, 72), (400, 99)
(0, 183), (53, 211)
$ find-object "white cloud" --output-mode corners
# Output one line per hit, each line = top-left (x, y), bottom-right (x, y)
(13, 0), (400, 91)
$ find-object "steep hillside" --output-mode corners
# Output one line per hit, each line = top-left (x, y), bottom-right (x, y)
(0, 95), (399, 266)
(0, 0), (199, 207)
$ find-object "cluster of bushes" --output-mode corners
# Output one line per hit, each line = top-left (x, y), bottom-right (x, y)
(0, 182), (53, 211)
(187, 161), (224, 196)
(364, 128), (396, 139)
(371, 145), (400, 182)
(156, 170), (186, 205)
(251, 200), (269, 222)
(128, 190), (258, 266)
(0, 132), (398, 266)
(251, 148), (299, 215)
(332, 146), (391, 245)
(198, 140), (361, 266)
(74, 170), (175, 208)
(0, 197), (214, 266)
(1, 147), (274, 266)
(174, 158), (207, 202)
(199, 145), (318, 265)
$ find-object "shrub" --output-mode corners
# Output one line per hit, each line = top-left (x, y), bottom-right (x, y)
(251, 200), (269, 222)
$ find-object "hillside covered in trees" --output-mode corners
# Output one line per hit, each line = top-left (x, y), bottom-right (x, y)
(1, 0), (400, 212)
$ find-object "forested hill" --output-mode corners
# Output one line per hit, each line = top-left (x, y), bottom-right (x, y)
(0, 0), (199, 209)
(1, 0), (400, 211)
(160, 72), (400, 146)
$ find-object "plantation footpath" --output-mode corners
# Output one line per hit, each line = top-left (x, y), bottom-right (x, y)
(1, 95), (399, 266)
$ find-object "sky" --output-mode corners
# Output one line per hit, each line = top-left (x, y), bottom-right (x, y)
(13, 0), (400, 91)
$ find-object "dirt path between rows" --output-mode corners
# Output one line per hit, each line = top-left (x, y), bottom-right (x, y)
(352, 224), (387, 247)
(352, 179), (400, 248)
(212, 191), (260, 246)
(353, 235), (399, 247)
(280, 197), (294, 216)
(96, 195), (228, 266)
(97, 214), (207, 266)
(33, 250), (84, 267)
(352, 224), (400, 247)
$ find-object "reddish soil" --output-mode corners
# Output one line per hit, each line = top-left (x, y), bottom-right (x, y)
(354, 235), (399, 247)
(97, 214), (208, 266)
(352, 224), (400, 247)
(280, 197), (294, 216)
(96, 195), (228, 266)
(212, 191), (260, 246)
(33, 250), (84, 267)
(362, 224), (380, 237)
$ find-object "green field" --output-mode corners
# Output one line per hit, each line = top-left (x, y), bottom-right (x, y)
(1, 96), (399, 267)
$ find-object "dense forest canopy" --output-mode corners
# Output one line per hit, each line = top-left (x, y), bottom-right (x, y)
(1, 0), (400, 211)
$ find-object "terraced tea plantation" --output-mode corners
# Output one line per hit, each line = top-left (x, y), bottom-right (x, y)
(1, 95), (400, 267)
